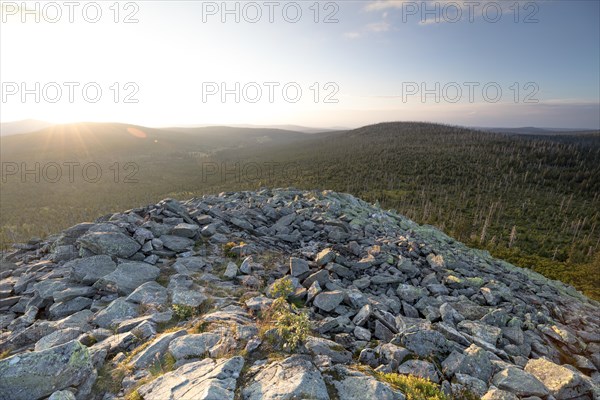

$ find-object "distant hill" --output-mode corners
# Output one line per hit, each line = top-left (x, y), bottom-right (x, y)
(0, 122), (309, 160)
(0, 119), (54, 136)
(163, 123), (344, 134)
(1, 121), (599, 298)
(200, 121), (600, 298)
(477, 126), (597, 135)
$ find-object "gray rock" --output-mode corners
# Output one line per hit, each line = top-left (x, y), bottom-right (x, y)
(131, 320), (157, 340)
(243, 355), (329, 400)
(138, 356), (244, 400)
(306, 281), (322, 303)
(129, 329), (187, 369)
(305, 336), (352, 364)
(525, 357), (592, 400)
(0, 340), (94, 400)
(330, 365), (405, 400)
(454, 373), (488, 397)
(398, 359), (440, 383)
(54, 309), (94, 330)
(353, 304), (373, 326)
(481, 388), (519, 400)
(171, 223), (200, 238)
(53, 286), (97, 303)
(66, 255), (117, 284)
(396, 284), (427, 303)
(160, 235), (194, 252)
(374, 320), (395, 342)
(240, 256), (252, 274)
(457, 344), (494, 383)
(289, 257), (309, 277)
(126, 281), (168, 306)
(492, 367), (549, 397)
(245, 296), (274, 312)
(201, 223), (217, 237)
(427, 283), (449, 296)
(224, 262), (238, 278)
(326, 263), (355, 279)
(94, 262), (160, 295)
(77, 231), (141, 258)
(168, 333), (221, 360)
(400, 329), (448, 358)
(314, 290), (345, 312)
(354, 326), (371, 341)
(315, 248), (336, 266)
(371, 274), (404, 285)
(231, 217), (253, 231)
(458, 320), (502, 346)
(92, 298), (139, 329)
(48, 390), (76, 400)
(435, 322), (471, 347)
(440, 302), (464, 325)
(171, 288), (208, 308)
(49, 297), (93, 319)
(93, 331), (138, 355)
(172, 257), (207, 275)
(35, 328), (82, 351)
(116, 315), (153, 333)
(302, 269), (330, 288)
(32, 279), (68, 300)
(353, 276), (371, 289)
(379, 343), (411, 370)
(134, 227), (154, 244)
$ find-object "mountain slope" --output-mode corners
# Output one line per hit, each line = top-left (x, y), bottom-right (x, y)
(201, 122), (600, 298)
(0, 119), (54, 137)
(0, 122), (310, 160)
(1, 122), (599, 298)
(0, 189), (598, 399)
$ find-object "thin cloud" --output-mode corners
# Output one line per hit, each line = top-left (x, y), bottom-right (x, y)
(344, 32), (362, 39)
(365, 0), (408, 12)
(364, 0), (542, 24)
(343, 20), (390, 39)
(366, 21), (391, 32)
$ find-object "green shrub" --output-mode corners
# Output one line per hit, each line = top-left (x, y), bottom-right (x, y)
(375, 372), (448, 400)
(271, 277), (294, 299)
(268, 297), (311, 351)
(274, 309), (310, 351)
(172, 304), (198, 320)
(148, 352), (176, 377)
(125, 390), (143, 400)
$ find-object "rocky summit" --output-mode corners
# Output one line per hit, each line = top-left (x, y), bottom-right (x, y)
(0, 189), (599, 400)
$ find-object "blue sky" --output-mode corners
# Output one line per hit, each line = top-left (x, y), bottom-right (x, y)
(1, 0), (599, 128)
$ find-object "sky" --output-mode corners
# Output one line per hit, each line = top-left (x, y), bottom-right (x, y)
(1, 0), (599, 129)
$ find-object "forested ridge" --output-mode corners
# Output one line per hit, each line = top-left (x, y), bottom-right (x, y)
(1, 122), (598, 298)
(200, 123), (600, 298)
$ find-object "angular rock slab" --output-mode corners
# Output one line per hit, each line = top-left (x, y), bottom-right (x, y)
(66, 255), (117, 285)
(0, 340), (94, 400)
(305, 336), (353, 364)
(77, 231), (141, 258)
(94, 262), (160, 295)
(160, 235), (194, 252)
(168, 333), (222, 360)
(329, 365), (406, 400)
(525, 358), (592, 400)
(126, 281), (169, 306)
(492, 367), (549, 397)
(242, 355), (329, 400)
(313, 290), (345, 312)
(92, 297), (139, 329)
(137, 356), (244, 400)
(129, 329), (187, 370)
